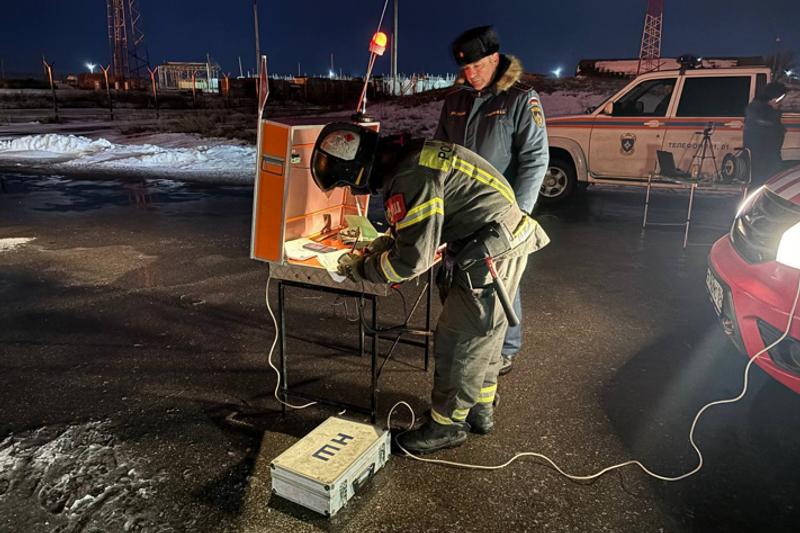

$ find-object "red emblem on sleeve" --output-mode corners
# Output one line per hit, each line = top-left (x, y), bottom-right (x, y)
(384, 194), (407, 225)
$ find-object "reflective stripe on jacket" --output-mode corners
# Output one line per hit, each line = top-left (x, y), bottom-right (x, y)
(362, 141), (549, 285)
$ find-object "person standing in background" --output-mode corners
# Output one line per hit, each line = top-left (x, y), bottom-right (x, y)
(744, 81), (787, 186)
(435, 25), (549, 376)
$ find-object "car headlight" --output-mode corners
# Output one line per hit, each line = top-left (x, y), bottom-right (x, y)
(777, 221), (800, 270)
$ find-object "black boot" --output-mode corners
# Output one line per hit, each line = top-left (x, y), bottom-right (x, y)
(499, 355), (514, 376)
(466, 403), (494, 434)
(396, 419), (468, 454)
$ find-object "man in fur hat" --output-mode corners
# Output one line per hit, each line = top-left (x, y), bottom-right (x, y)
(436, 25), (549, 376)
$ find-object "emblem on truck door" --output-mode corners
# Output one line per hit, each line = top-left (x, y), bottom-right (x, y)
(620, 133), (636, 155)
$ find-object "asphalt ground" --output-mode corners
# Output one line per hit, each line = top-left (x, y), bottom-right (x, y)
(2, 174), (799, 532)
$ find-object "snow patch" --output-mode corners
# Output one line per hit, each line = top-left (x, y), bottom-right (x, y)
(0, 134), (256, 183)
(0, 421), (165, 531)
(0, 237), (35, 252)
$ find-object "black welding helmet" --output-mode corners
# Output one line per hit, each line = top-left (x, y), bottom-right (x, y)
(311, 122), (379, 194)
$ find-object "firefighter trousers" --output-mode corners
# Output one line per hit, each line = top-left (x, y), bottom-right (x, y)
(430, 250), (529, 425)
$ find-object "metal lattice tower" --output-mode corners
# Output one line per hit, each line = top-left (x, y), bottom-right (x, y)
(107, 0), (148, 81)
(637, 0), (664, 75)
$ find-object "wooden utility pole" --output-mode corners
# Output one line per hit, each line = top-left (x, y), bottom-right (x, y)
(100, 64), (114, 120)
(223, 73), (231, 107)
(206, 52), (213, 93)
(392, 0), (398, 94)
(191, 71), (197, 108)
(42, 57), (59, 122)
(253, 0), (261, 77)
(147, 66), (159, 119)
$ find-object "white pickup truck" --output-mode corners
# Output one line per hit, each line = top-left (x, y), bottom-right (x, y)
(542, 66), (800, 203)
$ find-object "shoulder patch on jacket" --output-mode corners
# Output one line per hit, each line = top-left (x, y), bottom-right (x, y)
(385, 194), (407, 225)
(529, 96), (544, 127)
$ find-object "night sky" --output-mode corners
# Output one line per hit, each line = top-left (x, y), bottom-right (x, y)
(1, 0), (798, 78)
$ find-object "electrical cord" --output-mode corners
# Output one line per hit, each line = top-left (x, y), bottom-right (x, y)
(265, 271), (317, 410)
(388, 275), (800, 482)
(264, 269), (424, 408)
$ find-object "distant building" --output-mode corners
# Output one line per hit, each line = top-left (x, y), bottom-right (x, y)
(157, 61), (220, 91)
(77, 73), (105, 90)
(577, 56), (766, 77)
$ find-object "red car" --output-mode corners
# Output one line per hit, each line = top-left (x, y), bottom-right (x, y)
(707, 167), (800, 393)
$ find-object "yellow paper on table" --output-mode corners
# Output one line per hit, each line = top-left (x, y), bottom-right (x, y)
(316, 249), (349, 283)
(344, 215), (379, 241)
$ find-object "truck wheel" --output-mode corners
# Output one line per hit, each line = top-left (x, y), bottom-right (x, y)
(539, 157), (577, 205)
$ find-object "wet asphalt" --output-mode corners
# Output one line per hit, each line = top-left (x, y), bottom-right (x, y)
(1, 173), (800, 533)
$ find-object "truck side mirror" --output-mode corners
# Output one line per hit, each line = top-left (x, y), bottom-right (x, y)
(601, 102), (614, 115)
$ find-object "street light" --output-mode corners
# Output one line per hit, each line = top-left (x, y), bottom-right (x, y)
(85, 62), (97, 73)
(551, 67), (562, 78)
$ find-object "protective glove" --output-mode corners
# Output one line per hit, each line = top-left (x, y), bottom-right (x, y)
(365, 235), (395, 256)
(337, 253), (366, 282)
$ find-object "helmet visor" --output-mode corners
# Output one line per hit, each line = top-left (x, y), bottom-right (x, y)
(319, 130), (360, 161)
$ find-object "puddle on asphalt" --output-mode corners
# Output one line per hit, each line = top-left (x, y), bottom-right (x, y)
(0, 173), (252, 213)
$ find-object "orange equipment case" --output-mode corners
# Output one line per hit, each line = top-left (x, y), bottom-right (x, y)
(250, 118), (378, 266)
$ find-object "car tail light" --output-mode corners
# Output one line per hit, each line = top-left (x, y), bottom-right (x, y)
(730, 189), (800, 264)
(758, 320), (800, 376)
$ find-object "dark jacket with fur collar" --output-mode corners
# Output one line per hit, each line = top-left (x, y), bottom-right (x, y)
(435, 54), (549, 212)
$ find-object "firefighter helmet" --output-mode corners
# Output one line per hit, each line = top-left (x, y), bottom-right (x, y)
(311, 122), (379, 193)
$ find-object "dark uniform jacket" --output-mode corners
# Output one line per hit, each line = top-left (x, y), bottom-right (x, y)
(744, 99), (786, 183)
(361, 140), (549, 285)
(435, 55), (549, 213)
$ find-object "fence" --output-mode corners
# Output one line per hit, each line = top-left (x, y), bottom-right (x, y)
(376, 74), (455, 96)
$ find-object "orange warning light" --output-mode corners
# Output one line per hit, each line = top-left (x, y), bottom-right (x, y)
(369, 32), (388, 56)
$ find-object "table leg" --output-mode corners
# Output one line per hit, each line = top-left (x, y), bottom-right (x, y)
(358, 296), (365, 358)
(370, 295), (378, 423)
(684, 183), (696, 249)
(277, 280), (287, 417)
(643, 174), (653, 228)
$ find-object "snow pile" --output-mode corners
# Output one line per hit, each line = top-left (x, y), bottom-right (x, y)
(0, 237), (35, 252)
(0, 134), (112, 156)
(0, 421), (166, 531)
(0, 134), (256, 182)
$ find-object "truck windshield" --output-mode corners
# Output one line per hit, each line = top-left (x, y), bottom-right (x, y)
(613, 78), (676, 117)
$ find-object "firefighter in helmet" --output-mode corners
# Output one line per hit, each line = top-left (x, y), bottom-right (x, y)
(311, 122), (549, 453)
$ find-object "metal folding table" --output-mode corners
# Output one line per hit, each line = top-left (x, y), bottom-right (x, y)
(270, 262), (434, 422)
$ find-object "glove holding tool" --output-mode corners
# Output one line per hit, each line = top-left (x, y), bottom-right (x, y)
(337, 234), (395, 282)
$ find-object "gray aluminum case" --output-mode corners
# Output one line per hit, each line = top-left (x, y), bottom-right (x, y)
(270, 417), (391, 517)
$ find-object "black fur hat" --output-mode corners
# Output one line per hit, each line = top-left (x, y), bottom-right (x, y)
(451, 26), (500, 66)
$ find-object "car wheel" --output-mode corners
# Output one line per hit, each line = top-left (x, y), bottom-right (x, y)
(539, 157), (577, 205)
